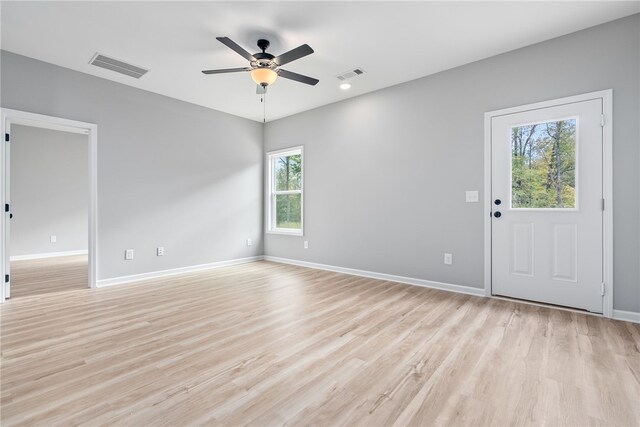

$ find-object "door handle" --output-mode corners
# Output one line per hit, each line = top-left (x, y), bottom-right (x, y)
(494, 199), (501, 205)
(493, 211), (502, 218)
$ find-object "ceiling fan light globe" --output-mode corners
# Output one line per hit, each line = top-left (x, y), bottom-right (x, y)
(251, 68), (278, 86)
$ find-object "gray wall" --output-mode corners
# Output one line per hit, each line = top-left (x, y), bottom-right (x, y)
(1, 51), (264, 280)
(10, 125), (88, 256)
(264, 15), (640, 313)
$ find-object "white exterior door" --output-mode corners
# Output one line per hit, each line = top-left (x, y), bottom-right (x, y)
(491, 99), (603, 313)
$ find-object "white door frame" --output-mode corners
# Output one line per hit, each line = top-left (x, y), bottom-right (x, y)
(0, 108), (98, 301)
(483, 90), (613, 318)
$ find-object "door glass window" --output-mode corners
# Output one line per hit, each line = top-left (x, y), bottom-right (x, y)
(511, 119), (576, 208)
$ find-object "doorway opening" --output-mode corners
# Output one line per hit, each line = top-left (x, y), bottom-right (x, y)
(10, 125), (88, 298)
(1, 109), (98, 302)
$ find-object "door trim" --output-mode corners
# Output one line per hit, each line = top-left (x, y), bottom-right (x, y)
(0, 108), (98, 301)
(483, 90), (613, 318)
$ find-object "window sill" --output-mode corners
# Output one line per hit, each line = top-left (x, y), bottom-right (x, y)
(266, 229), (304, 237)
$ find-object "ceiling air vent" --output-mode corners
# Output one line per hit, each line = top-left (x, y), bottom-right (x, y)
(336, 67), (366, 81)
(89, 53), (149, 79)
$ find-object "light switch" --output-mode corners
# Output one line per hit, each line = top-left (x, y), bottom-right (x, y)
(465, 191), (479, 203)
(125, 249), (134, 260)
(50, 235), (57, 243)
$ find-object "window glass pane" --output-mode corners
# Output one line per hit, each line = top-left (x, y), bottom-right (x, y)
(275, 194), (301, 229)
(511, 119), (576, 208)
(274, 154), (302, 191)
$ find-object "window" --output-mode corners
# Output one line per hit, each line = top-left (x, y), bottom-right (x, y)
(510, 118), (577, 209)
(267, 147), (303, 235)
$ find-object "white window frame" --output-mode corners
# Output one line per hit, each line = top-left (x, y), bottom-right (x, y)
(266, 146), (304, 236)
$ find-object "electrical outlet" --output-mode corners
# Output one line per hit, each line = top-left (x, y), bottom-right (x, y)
(444, 253), (453, 265)
(247, 238), (252, 247)
(157, 247), (164, 256)
(125, 249), (134, 260)
(304, 241), (309, 249)
(50, 235), (57, 243)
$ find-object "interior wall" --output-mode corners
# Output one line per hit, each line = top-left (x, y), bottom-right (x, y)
(1, 51), (264, 281)
(264, 14), (640, 313)
(10, 125), (88, 257)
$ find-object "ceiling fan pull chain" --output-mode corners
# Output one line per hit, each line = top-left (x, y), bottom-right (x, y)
(263, 91), (267, 123)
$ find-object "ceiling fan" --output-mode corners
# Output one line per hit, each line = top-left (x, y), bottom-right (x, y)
(202, 37), (319, 94)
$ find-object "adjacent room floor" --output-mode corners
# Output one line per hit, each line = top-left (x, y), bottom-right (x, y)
(1, 261), (638, 426)
(9, 255), (88, 299)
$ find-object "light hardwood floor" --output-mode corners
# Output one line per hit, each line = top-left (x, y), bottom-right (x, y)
(1, 260), (638, 426)
(9, 255), (88, 299)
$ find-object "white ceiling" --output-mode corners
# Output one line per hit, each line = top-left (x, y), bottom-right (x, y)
(2, 1), (638, 122)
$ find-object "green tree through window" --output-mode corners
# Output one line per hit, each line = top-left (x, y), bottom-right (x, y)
(511, 119), (576, 208)
(275, 154), (301, 228)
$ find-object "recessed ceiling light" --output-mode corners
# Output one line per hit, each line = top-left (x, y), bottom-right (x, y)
(340, 82), (352, 90)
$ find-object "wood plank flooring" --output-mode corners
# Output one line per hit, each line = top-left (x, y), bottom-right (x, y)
(1, 260), (639, 426)
(9, 255), (88, 299)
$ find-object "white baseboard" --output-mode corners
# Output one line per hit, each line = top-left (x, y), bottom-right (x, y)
(263, 256), (486, 297)
(93, 253), (639, 324)
(96, 256), (264, 288)
(10, 250), (88, 261)
(613, 309), (640, 324)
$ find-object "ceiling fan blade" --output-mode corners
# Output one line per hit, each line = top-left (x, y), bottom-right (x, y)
(278, 69), (319, 86)
(216, 37), (256, 62)
(273, 44), (314, 66)
(201, 67), (252, 74)
(256, 85), (267, 95)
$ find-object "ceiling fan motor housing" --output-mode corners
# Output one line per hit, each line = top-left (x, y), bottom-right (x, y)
(251, 56), (277, 71)
(253, 39), (276, 70)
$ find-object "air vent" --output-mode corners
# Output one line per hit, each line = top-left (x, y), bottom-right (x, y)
(89, 53), (149, 79)
(336, 67), (366, 81)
